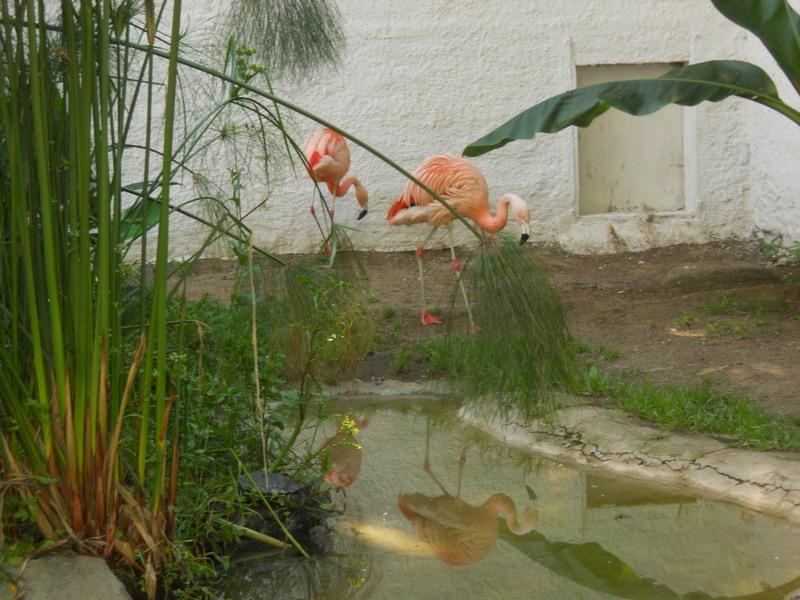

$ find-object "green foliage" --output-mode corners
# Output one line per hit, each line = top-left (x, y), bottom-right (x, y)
(464, 0), (800, 158)
(0, 0), (351, 595)
(706, 294), (792, 315)
(391, 346), (414, 375)
(574, 365), (800, 450)
(790, 242), (800, 266)
(437, 235), (576, 417)
(248, 254), (376, 383)
(753, 232), (786, 262)
(224, 0), (345, 81)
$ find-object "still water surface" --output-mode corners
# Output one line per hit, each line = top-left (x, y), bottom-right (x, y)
(220, 398), (800, 600)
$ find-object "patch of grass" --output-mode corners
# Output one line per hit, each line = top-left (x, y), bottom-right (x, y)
(675, 313), (696, 329)
(753, 232), (784, 263)
(572, 341), (620, 361)
(382, 306), (396, 320)
(376, 321), (404, 350)
(391, 346), (414, 375)
(574, 364), (800, 451)
(790, 242), (800, 267)
(415, 337), (461, 376)
(703, 320), (754, 339)
(706, 295), (792, 316)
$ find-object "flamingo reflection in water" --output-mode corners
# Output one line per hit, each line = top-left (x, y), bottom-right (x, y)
(320, 413), (372, 488)
(398, 422), (538, 566)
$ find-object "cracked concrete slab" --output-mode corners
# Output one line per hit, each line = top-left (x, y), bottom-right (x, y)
(328, 381), (800, 525)
(460, 399), (800, 525)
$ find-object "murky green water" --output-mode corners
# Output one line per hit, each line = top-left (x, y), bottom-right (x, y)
(219, 399), (800, 600)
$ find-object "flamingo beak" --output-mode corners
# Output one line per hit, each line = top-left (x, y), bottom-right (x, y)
(519, 232), (530, 245)
(357, 209), (368, 220)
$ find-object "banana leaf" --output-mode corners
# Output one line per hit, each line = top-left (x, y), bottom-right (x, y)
(464, 0), (800, 158)
(464, 61), (798, 157)
(712, 0), (800, 94)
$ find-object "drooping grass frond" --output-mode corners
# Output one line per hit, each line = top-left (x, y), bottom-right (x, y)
(224, 0), (345, 81)
(443, 235), (575, 417)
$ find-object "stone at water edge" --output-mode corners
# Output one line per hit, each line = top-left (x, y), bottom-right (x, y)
(10, 554), (131, 600)
(239, 470), (304, 495)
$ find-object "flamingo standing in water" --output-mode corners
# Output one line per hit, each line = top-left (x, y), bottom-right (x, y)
(305, 128), (369, 221)
(387, 154), (531, 327)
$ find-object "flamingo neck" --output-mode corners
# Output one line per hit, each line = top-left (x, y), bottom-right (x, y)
(471, 195), (513, 234)
(484, 493), (538, 535)
(329, 176), (369, 211)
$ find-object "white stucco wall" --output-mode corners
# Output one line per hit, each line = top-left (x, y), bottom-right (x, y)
(156, 0), (800, 259)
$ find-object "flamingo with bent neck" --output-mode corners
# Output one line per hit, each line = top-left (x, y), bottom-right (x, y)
(387, 154), (530, 328)
(305, 128), (369, 221)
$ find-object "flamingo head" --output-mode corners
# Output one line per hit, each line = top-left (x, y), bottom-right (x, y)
(355, 181), (369, 220)
(506, 194), (531, 245)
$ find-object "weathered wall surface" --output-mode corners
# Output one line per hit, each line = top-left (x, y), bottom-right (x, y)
(159, 0), (799, 259)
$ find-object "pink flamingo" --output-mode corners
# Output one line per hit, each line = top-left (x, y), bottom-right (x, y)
(305, 128), (369, 221)
(387, 154), (531, 327)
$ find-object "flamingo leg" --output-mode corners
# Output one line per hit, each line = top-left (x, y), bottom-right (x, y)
(330, 181), (338, 220)
(423, 419), (449, 495)
(456, 452), (466, 499)
(447, 228), (479, 333)
(416, 227), (441, 325)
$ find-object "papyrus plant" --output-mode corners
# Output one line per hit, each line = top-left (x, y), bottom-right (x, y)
(0, 0), (187, 593)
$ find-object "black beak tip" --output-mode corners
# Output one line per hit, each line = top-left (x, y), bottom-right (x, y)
(520, 233), (530, 245)
(357, 209), (368, 221)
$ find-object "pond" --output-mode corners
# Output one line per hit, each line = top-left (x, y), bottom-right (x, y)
(219, 398), (800, 600)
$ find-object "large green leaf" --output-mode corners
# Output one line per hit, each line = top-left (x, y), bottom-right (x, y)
(463, 60), (790, 157)
(712, 0), (800, 94)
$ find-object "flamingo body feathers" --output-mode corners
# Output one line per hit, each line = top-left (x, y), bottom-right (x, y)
(387, 154), (530, 240)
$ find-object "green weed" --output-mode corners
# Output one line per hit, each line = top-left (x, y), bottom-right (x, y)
(573, 365), (800, 451)
(706, 295), (792, 316)
(392, 346), (414, 375)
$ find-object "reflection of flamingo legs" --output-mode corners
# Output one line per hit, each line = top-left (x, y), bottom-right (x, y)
(423, 419), (467, 497)
(399, 424), (539, 566)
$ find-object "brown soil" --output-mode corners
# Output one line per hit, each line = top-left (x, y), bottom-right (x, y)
(184, 241), (800, 418)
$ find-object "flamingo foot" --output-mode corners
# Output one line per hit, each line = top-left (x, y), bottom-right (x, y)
(421, 310), (441, 325)
(451, 258), (461, 272)
(470, 323), (481, 333)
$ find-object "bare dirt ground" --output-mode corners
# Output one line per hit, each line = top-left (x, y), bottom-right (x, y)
(184, 241), (800, 418)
